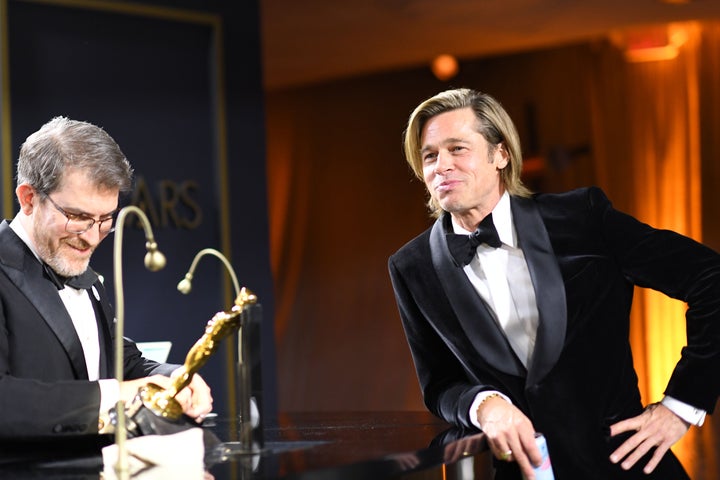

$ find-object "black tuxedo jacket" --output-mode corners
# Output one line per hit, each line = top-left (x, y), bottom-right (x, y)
(0, 220), (175, 439)
(389, 187), (720, 479)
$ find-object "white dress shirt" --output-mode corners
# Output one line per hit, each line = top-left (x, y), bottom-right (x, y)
(452, 192), (539, 367)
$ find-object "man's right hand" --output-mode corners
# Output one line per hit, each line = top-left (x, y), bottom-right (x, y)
(119, 375), (174, 403)
(477, 395), (542, 479)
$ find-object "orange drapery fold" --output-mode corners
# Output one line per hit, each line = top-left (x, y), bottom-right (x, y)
(590, 22), (717, 476)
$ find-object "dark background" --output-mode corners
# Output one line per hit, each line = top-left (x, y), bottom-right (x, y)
(1, 0), (274, 419)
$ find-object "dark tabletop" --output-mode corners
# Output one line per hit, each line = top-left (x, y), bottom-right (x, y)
(0, 411), (492, 479)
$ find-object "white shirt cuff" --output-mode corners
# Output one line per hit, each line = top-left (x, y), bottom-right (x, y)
(98, 378), (120, 416)
(469, 390), (512, 430)
(662, 395), (706, 426)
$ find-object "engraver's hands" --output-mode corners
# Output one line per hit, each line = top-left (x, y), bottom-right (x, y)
(172, 370), (213, 420)
(118, 372), (213, 421)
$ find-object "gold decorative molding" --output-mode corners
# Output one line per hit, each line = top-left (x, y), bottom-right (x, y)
(1, 0), (13, 219)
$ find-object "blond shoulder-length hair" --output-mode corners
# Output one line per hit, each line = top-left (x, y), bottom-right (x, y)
(403, 88), (531, 217)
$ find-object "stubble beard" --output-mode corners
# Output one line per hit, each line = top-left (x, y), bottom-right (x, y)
(36, 233), (93, 277)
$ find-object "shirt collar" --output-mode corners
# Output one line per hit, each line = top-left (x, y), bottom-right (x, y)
(450, 191), (517, 248)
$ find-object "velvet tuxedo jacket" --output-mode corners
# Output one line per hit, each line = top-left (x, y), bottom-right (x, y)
(0, 220), (174, 439)
(389, 187), (720, 479)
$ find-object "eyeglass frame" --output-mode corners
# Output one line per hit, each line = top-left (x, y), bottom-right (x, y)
(42, 193), (117, 235)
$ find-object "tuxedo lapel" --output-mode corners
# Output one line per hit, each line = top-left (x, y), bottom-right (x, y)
(429, 215), (526, 377)
(511, 197), (567, 386)
(89, 281), (115, 378)
(0, 221), (90, 379)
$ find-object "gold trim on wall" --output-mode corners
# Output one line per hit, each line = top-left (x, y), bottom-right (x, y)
(19, 0), (218, 24)
(8, 0), (232, 302)
(1, 0), (13, 219)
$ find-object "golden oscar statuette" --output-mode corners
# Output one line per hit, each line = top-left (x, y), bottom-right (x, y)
(113, 287), (257, 437)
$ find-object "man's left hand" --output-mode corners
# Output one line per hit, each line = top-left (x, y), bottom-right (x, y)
(609, 403), (690, 473)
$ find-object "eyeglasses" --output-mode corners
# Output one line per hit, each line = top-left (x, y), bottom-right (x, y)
(44, 194), (116, 235)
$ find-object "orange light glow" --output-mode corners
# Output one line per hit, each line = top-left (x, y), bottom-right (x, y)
(622, 24), (690, 62)
(431, 54), (459, 81)
(625, 45), (679, 62)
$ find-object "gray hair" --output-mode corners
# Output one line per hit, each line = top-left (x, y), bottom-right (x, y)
(16, 116), (133, 194)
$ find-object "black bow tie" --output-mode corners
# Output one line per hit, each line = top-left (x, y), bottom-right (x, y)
(42, 262), (98, 290)
(446, 213), (502, 266)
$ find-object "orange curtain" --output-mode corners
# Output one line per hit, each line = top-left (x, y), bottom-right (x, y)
(266, 96), (310, 344)
(266, 22), (719, 477)
(590, 22), (718, 477)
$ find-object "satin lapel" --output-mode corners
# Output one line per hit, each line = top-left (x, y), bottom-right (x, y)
(0, 222), (90, 379)
(429, 215), (525, 377)
(510, 197), (567, 386)
(90, 281), (115, 378)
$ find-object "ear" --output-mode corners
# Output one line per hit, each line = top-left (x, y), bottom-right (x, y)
(16, 184), (38, 215)
(494, 143), (509, 170)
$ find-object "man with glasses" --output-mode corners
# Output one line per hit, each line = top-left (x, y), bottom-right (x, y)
(0, 116), (212, 439)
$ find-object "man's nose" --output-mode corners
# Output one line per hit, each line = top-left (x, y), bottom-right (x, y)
(434, 151), (454, 173)
(78, 224), (102, 246)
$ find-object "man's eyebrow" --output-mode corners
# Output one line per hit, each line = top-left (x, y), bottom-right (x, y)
(98, 209), (118, 219)
(65, 206), (118, 219)
(421, 137), (468, 153)
(442, 137), (469, 145)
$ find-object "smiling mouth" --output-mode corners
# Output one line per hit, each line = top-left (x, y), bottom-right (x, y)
(64, 241), (93, 255)
(435, 180), (460, 192)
